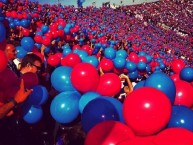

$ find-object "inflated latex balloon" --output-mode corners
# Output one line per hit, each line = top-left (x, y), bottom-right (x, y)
(123, 87), (172, 136)
(0, 50), (8, 72)
(85, 121), (135, 145)
(23, 105), (43, 124)
(167, 105), (193, 132)
(116, 49), (128, 59)
(174, 80), (193, 107)
(145, 71), (176, 104)
(61, 53), (81, 67)
(133, 80), (145, 90)
(171, 59), (185, 73)
(97, 73), (121, 97)
(170, 73), (180, 82)
(0, 39), (7, 51)
(16, 46), (27, 59)
(125, 61), (137, 72)
(83, 56), (99, 67)
(99, 58), (114, 73)
(128, 52), (139, 64)
(179, 67), (193, 82)
(50, 91), (80, 124)
(104, 47), (116, 60)
(153, 128), (193, 145)
(51, 66), (75, 92)
(117, 136), (155, 145)
(113, 57), (126, 69)
(21, 37), (34, 52)
(0, 22), (6, 42)
(47, 54), (61, 67)
(79, 91), (100, 113)
(20, 72), (39, 89)
(71, 63), (99, 93)
(81, 98), (119, 133)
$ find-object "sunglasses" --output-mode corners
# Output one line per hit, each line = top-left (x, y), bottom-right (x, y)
(31, 64), (42, 72)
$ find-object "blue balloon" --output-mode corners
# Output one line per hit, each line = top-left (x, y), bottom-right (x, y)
(20, 19), (29, 28)
(116, 49), (128, 59)
(9, 22), (16, 28)
(34, 43), (42, 49)
(128, 70), (138, 80)
(146, 55), (153, 63)
(62, 48), (72, 56)
(79, 91), (100, 113)
(102, 96), (124, 123)
(44, 47), (50, 54)
(180, 67), (193, 82)
(144, 71), (176, 104)
(16, 46), (27, 58)
(51, 66), (76, 92)
(125, 61), (137, 72)
(137, 62), (147, 71)
(64, 27), (70, 34)
(0, 22), (6, 42)
(73, 49), (88, 61)
(21, 37), (34, 52)
(134, 80), (145, 90)
(167, 105), (193, 132)
(41, 25), (49, 34)
(62, 44), (71, 50)
(50, 91), (80, 124)
(81, 98), (119, 133)
(23, 105), (43, 124)
(113, 57), (126, 69)
(104, 47), (116, 60)
(83, 56), (99, 67)
(138, 51), (146, 56)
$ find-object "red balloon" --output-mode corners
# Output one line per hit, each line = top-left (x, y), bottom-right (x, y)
(47, 54), (61, 67)
(97, 73), (121, 96)
(0, 39), (7, 51)
(20, 72), (39, 89)
(0, 68), (19, 91)
(34, 35), (43, 44)
(99, 58), (114, 73)
(117, 136), (155, 145)
(0, 50), (8, 72)
(42, 37), (51, 46)
(123, 87), (172, 136)
(170, 73), (180, 82)
(171, 59), (185, 73)
(154, 128), (193, 145)
(174, 80), (193, 107)
(61, 53), (81, 67)
(72, 44), (81, 51)
(22, 28), (30, 36)
(138, 56), (147, 63)
(128, 52), (139, 64)
(85, 121), (135, 145)
(81, 45), (92, 55)
(71, 63), (99, 93)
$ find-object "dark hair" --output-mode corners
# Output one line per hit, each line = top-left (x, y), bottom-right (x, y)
(20, 53), (42, 70)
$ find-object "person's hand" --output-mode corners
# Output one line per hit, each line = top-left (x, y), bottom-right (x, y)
(119, 74), (129, 80)
(14, 79), (33, 104)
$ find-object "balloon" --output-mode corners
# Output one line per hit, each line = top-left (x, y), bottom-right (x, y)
(41, 25), (49, 34)
(26, 85), (48, 106)
(79, 91), (100, 113)
(171, 59), (185, 73)
(174, 80), (193, 107)
(51, 66), (75, 92)
(170, 73), (180, 82)
(128, 52), (139, 64)
(97, 73), (121, 97)
(34, 35), (43, 44)
(128, 70), (138, 80)
(125, 61), (137, 72)
(102, 96), (124, 123)
(61, 53), (81, 67)
(104, 47), (116, 60)
(117, 136), (155, 145)
(154, 128), (193, 145)
(20, 72), (39, 89)
(137, 62), (146, 72)
(42, 37), (51, 46)
(16, 46), (27, 59)
(116, 49), (128, 59)
(23, 105), (43, 124)
(99, 58), (114, 73)
(0, 50), (8, 72)
(0, 22), (6, 42)
(50, 91), (80, 124)
(133, 80), (145, 90)
(73, 49), (88, 61)
(0, 39), (7, 51)
(144, 71), (176, 104)
(47, 54), (61, 67)
(179, 67), (193, 82)
(138, 56), (147, 63)
(21, 37), (34, 52)
(71, 63), (99, 93)
(123, 87), (172, 136)
(81, 98), (120, 133)
(62, 47), (72, 56)
(167, 105), (193, 132)
(113, 57), (126, 69)
(85, 121), (135, 145)
(83, 56), (99, 68)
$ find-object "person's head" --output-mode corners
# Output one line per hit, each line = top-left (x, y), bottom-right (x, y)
(4, 44), (16, 61)
(19, 53), (42, 74)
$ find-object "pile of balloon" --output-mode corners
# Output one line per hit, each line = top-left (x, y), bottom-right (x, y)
(0, 0), (193, 144)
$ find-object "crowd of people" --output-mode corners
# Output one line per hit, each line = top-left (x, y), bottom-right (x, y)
(0, 0), (192, 145)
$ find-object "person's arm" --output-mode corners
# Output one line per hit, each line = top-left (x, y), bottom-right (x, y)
(0, 79), (32, 119)
(119, 74), (133, 95)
